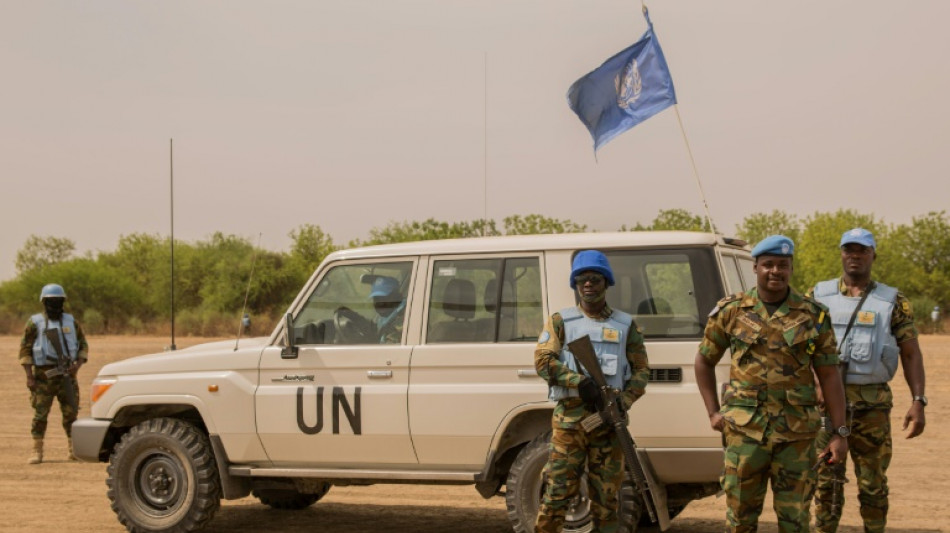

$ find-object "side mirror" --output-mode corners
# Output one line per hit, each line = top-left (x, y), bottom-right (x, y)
(281, 313), (298, 359)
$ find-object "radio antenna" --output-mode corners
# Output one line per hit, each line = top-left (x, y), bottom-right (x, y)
(169, 138), (177, 351)
(234, 233), (262, 351)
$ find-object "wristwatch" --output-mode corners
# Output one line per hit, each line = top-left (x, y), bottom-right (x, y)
(913, 395), (928, 407)
(835, 426), (851, 438)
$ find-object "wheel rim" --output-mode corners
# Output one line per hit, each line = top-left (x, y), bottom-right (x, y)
(131, 451), (186, 515)
(536, 469), (592, 531)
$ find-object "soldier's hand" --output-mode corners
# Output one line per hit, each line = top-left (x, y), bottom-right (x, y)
(708, 412), (725, 433)
(823, 435), (848, 464)
(68, 360), (83, 377)
(578, 378), (603, 410)
(902, 403), (926, 439)
(26, 376), (36, 392)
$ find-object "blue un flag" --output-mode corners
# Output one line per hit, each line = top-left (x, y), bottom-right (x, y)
(568, 8), (677, 151)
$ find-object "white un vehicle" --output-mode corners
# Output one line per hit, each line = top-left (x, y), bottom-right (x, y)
(73, 231), (754, 533)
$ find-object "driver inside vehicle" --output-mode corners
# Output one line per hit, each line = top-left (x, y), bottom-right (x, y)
(368, 276), (406, 344)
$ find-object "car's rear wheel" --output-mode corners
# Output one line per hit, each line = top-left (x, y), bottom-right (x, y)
(505, 431), (642, 533)
(252, 483), (330, 510)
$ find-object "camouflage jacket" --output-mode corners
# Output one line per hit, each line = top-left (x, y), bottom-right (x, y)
(698, 287), (839, 442)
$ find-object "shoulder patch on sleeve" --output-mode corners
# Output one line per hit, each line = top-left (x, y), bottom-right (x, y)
(709, 294), (741, 317)
(803, 295), (828, 313)
(538, 331), (550, 344)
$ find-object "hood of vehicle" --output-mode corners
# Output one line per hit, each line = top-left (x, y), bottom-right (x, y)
(98, 337), (270, 376)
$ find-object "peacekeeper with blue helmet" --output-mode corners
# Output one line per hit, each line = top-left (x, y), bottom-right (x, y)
(19, 283), (89, 464)
(534, 250), (650, 533)
(368, 276), (406, 344)
(694, 235), (848, 533)
(808, 228), (927, 533)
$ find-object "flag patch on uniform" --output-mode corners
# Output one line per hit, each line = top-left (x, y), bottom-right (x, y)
(602, 327), (620, 343)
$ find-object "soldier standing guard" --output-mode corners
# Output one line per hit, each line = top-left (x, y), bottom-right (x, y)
(535, 250), (650, 533)
(19, 283), (88, 464)
(809, 228), (927, 533)
(694, 235), (849, 533)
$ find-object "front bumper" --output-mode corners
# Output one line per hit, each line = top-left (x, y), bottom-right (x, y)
(71, 418), (112, 462)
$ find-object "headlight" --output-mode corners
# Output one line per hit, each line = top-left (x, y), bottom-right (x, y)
(91, 377), (117, 403)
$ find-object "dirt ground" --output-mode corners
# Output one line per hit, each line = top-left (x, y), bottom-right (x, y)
(1, 335), (947, 533)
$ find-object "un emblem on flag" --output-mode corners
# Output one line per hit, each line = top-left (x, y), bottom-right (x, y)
(615, 59), (642, 109)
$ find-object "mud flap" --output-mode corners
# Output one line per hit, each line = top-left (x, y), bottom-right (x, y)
(636, 449), (671, 530)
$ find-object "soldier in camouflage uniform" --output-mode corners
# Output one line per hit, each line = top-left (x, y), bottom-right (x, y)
(369, 276), (406, 344)
(694, 235), (849, 533)
(535, 250), (650, 533)
(809, 228), (927, 533)
(19, 284), (88, 464)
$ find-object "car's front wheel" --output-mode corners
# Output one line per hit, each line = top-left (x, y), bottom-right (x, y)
(107, 418), (221, 533)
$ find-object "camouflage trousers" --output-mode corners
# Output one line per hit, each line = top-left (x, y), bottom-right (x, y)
(30, 370), (80, 439)
(722, 428), (817, 533)
(814, 406), (892, 533)
(536, 423), (624, 533)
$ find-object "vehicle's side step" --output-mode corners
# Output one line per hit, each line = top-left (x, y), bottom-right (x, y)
(230, 466), (479, 483)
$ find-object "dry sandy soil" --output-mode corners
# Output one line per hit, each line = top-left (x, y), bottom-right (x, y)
(2, 335), (947, 533)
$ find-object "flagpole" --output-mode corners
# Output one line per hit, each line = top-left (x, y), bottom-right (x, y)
(672, 105), (717, 234)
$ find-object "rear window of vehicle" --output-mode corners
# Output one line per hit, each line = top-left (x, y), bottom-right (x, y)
(602, 248), (723, 339)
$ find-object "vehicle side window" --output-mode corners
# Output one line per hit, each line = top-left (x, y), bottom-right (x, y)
(604, 249), (722, 339)
(295, 261), (413, 345)
(721, 254), (744, 294)
(738, 257), (756, 291)
(426, 257), (543, 343)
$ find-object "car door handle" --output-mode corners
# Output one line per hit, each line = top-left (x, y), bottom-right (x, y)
(367, 370), (393, 379)
(517, 369), (538, 378)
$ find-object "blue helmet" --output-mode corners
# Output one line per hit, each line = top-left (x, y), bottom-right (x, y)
(569, 250), (615, 288)
(368, 276), (400, 299)
(39, 283), (67, 302)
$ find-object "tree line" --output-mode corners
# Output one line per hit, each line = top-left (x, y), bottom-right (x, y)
(0, 209), (946, 336)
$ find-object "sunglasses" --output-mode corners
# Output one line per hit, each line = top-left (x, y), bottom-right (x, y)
(574, 274), (605, 286)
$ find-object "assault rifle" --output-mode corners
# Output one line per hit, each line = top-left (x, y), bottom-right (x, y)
(567, 335), (663, 526)
(42, 328), (76, 398)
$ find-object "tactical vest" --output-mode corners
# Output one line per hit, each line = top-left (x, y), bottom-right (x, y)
(813, 279), (900, 385)
(548, 307), (632, 401)
(30, 313), (79, 366)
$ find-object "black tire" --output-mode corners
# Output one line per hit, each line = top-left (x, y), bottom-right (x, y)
(107, 418), (221, 533)
(617, 478), (645, 532)
(509, 431), (648, 533)
(252, 484), (329, 510)
(635, 502), (684, 528)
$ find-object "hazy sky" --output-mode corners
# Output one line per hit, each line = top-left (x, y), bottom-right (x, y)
(2, 1), (948, 282)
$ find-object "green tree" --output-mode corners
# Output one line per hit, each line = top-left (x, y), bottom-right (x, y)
(735, 210), (801, 247)
(7, 258), (143, 332)
(15, 235), (76, 274)
(503, 214), (586, 235)
(882, 211), (950, 308)
(289, 224), (337, 270)
(796, 210), (884, 291)
(100, 233), (170, 320)
(620, 209), (710, 232)
(353, 218), (499, 247)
